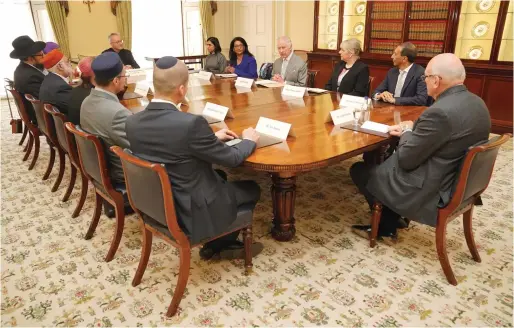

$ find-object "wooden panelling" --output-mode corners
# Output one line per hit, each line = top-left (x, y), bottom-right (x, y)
(367, 65), (390, 94)
(483, 76), (514, 133)
(463, 75), (485, 98)
(308, 57), (335, 89)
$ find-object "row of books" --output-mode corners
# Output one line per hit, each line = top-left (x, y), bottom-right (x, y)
(371, 2), (406, 20)
(410, 1), (449, 20)
(371, 22), (403, 39)
(411, 42), (444, 57)
(368, 40), (397, 55)
(408, 22), (447, 41)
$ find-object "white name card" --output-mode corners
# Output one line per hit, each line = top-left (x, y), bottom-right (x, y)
(281, 84), (308, 98)
(198, 71), (213, 80)
(203, 102), (230, 121)
(126, 68), (146, 84)
(255, 117), (292, 141)
(326, 108), (354, 125)
(339, 94), (367, 110)
(235, 77), (255, 88)
(361, 121), (390, 134)
(134, 81), (150, 97)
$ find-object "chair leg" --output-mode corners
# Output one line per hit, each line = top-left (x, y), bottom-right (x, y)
(243, 226), (253, 275)
(72, 173), (88, 218)
(104, 200), (125, 262)
(370, 202), (382, 248)
(436, 221), (457, 286)
(19, 125), (28, 146)
(463, 206), (481, 263)
(62, 165), (77, 202)
(166, 247), (191, 317)
(132, 225), (153, 287)
(23, 133), (33, 161)
(42, 146), (55, 180)
(51, 149), (65, 192)
(85, 192), (102, 240)
(28, 135), (40, 170)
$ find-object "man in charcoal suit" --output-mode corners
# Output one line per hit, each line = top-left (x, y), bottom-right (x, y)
(39, 49), (73, 114)
(271, 36), (307, 87)
(351, 53), (491, 242)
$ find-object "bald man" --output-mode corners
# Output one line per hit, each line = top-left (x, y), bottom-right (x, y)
(350, 53), (491, 242)
(125, 56), (262, 260)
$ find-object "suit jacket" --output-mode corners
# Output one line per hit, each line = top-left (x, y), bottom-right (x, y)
(367, 85), (491, 226)
(80, 88), (131, 184)
(126, 101), (256, 244)
(325, 60), (369, 96)
(39, 72), (72, 114)
(68, 86), (92, 125)
(13, 61), (45, 123)
(271, 53), (307, 87)
(230, 54), (258, 79)
(373, 63), (428, 106)
(102, 48), (140, 68)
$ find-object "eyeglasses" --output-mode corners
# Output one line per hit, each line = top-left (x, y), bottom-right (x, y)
(421, 74), (442, 80)
(233, 44), (244, 49)
(32, 53), (44, 57)
(117, 75), (127, 79)
(112, 40), (124, 44)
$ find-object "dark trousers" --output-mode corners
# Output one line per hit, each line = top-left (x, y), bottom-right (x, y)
(204, 169), (261, 250)
(350, 161), (400, 234)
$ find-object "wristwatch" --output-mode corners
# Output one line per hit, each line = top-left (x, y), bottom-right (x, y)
(400, 123), (412, 134)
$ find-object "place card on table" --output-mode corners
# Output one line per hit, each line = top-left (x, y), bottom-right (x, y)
(235, 77), (255, 88)
(360, 121), (389, 134)
(325, 108), (354, 125)
(235, 87), (253, 94)
(202, 102), (234, 122)
(339, 94), (367, 110)
(197, 71), (213, 80)
(281, 84), (308, 98)
(126, 68), (147, 84)
(134, 81), (150, 97)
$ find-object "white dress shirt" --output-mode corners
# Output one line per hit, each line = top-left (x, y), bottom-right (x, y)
(394, 63), (413, 97)
(280, 50), (294, 77)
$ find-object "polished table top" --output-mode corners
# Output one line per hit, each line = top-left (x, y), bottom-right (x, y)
(122, 78), (426, 172)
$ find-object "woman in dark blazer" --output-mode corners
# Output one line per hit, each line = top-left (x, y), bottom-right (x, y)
(325, 38), (369, 97)
(225, 37), (258, 79)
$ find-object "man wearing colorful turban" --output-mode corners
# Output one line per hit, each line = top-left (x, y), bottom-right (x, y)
(39, 49), (74, 115)
(68, 56), (95, 125)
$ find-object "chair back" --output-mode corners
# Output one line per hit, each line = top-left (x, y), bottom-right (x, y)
(448, 134), (511, 210)
(111, 146), (188, 244)
(64, 122), (113, 191)
(8, 89), (32, 125)
(25, 94), (55, 140)
(307, 69), (319, 88)
(368, 76), (375, 98)
(44, 105), (69, 154)
(258, 62), (273, 80)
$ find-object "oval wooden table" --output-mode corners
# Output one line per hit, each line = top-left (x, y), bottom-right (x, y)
(122, 77), (427, 241)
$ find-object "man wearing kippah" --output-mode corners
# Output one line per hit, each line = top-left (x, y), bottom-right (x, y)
(126, 56), (263, 260)
(80, 52), (131, 192)
(39, 49), (74, 115)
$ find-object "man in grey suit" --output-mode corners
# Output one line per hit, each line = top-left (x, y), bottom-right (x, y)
(350, 53), (491, 242)
(271, 36), (307, 87)
(126, 56), (263, 260)
(80, 52), (131, 185)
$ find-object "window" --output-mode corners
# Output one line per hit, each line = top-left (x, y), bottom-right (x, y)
(30, 1), (56, 43)
(132, 0), (203, 69)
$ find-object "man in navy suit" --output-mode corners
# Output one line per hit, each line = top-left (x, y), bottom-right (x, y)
(373, 42), (428, 106)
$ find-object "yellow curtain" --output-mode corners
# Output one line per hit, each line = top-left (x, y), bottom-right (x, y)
(114, 1), (132, 50)
(199, 0), (214, 53)
(45, 1), (71, 58)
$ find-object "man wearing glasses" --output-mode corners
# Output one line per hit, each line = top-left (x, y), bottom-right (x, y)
(10, 35), (48, 123)
(103, 32), (140, 69)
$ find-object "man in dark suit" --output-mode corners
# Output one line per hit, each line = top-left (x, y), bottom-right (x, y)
(39, 49), (73, 114)
(126, 56), (262, 260)
(102, 33), (140, 69)
(10, 35), (47, 123)
(373, 42), (428, 106)
(351, 53), (491, 242)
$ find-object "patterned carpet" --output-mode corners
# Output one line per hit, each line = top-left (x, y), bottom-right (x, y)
(1, 99), (513, 327)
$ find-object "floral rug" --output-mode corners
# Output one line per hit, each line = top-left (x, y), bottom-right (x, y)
(1, 99), (513, 327)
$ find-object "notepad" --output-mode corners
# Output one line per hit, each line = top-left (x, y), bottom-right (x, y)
(255, 80), (283, 88)
(215, 73), (238, 78)
(360, 121), (389, 134)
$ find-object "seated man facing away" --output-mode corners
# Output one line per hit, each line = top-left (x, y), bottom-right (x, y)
(270, 36), (307, 87)
(126, 56), (263, 260)
(39, 49), (73, 114)
(351, 53), (491, 242)
(373, 42), (428, 106)
(80, 52), (132, 216)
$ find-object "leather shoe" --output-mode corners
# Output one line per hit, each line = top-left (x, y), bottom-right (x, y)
(351, 224), (398, 246)
(397, 217), (410, 229)
(199, 241), (264, 260)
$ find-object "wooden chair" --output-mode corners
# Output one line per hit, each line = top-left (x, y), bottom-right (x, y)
(25, 95), (65, 191)
(65, 123), (126, 262)
(369, 134), (511, 285)
(45, 106), (88, 217)
(307, 69), (319, 88)
(8, 90), (41, 168)
(4, 79), (28, 147)
(111, 146), (255, 317)
(368, 76), (375, 98)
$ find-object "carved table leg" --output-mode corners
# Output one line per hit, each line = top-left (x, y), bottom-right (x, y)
(270, 173), (297, 241)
